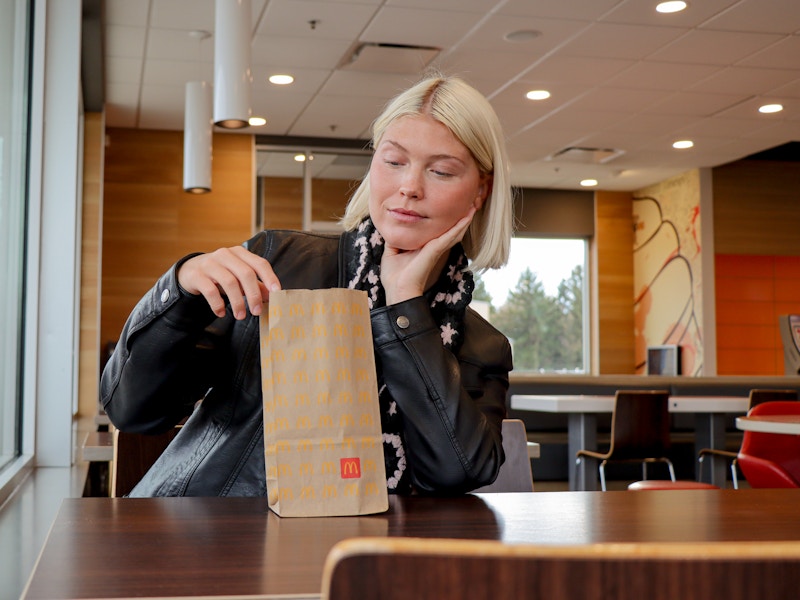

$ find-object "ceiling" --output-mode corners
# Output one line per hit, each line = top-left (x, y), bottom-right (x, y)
(97, 0), (800, 191)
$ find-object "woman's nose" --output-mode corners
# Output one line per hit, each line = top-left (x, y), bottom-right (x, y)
(399, 168), (422, 199)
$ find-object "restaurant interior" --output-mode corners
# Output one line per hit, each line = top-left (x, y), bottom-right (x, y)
(3, 1), (800, 599)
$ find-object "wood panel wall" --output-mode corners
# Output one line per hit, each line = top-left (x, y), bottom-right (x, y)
(261, 176), (353, 231)
(593, 191), (636, 374)
(77, 112), (104, 418)
(101, 128), (254, 349)
(713, 158), (800, 375)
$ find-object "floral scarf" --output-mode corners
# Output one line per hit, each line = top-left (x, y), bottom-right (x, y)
(346, 217), (474, 493)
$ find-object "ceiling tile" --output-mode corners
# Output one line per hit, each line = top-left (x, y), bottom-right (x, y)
(648, 30), (783, 65)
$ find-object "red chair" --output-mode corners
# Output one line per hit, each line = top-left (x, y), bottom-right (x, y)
(737, 401), (800, 489)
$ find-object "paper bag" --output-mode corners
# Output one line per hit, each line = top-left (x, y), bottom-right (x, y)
(259, 288), (389, 517)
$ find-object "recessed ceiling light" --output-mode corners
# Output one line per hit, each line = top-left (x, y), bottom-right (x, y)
(526, 90), (551, 101)
(269, 74), (294, 85)
(580, 179), (599, 187)
(294, 154), (306, 162)
(656, 1), (688, 14)
(504, 29), (542, 43)
(248, 116), (266, 126)
(672, 140), (694, 149)
(758, 103), (783, 114)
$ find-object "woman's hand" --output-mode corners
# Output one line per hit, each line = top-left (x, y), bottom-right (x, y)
(380, 207), (476, 305)
(177, 246), (281, 319)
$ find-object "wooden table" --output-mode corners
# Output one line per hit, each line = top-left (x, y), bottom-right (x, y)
(737, 414), (800, 435)
(511, 394), (748, 490)
(21, 489), (800, 600)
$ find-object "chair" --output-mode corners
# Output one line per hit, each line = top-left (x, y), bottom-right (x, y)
(321, 536), (800, 600)
(698, 389), (797, 488)
(736, 400), (800, 489)
(111, 427), (180, 497)
(472, 419), (534, 493)
(575, 390), (674, 491)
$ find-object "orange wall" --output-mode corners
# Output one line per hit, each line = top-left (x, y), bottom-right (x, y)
(715, 254), (800, 375)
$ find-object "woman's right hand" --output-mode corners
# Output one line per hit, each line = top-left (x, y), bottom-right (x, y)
(177, 246), (281, 320)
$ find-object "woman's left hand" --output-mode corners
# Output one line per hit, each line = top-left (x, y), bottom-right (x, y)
(381, 207), (476, 305)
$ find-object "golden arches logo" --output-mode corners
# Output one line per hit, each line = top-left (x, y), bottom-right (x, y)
(277, 463), (292, 476)
(273, 372), (286, 385)
(352, 325), (365, 337)
(343, 483), (360, 496)
(363, 459), (377, 472)
(292, 348), (307, 360)
(315, 369), (330, 382)
(340, 458), (361, 479)
(318, 415), (334, 428)
(299, 462), (314, 474)
(356, 368), (371, 382)
(337, 369), (351, 382)
(317, 391), (332, 405)
(354, 347), (367, 359)
(295, 393), (310, 406)
(271, 349), (285, 362)
(264, 443), (276, 456)
(338, 391), (353, 404)
(276, 440), (291, 453)
(266, 465), (277, 478)
(364, 482), (381, 496)
(299, 486), (315, 499)
(350, 303), (364, 315)
(331, 302), (347, 315)
(289, 303), (305, 316)
(314, 347), (329, 359)
(358, 391), (372, 404)
(263, 399), (275, 413)
(319, 438), (334, 450)
(311, 302), (326, 315)
(322, 485), (337, 498)
(278, 487), (293, 500)
(359, 413), (374, 426)
(270, 328), (285, 341)
(340, 414), (354, 427)
(293, 371), (309, 383)
(333, 324), (348, 337)
(269, 305), (282, 318)
(313, 325), (327, 338)
(335, 346), (350, 358)
(321, 461), (336, 474)
(297, 439), (313, 452)
(296, 415), (312, 429)
(290, 326), (306, 339)
(274, 394), (288, 407)
(342, 436), (356, 449)
(275, 418), (290, 430)
(360, 437), (376, 449)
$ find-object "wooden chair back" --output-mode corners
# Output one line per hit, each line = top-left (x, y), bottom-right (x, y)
(472, 419), (534, 493)
(748, 388), (798, 409)
(608, 390), (671, 460)
(111, 427), (180, 497)
(321, 537), (800, 600)
(738, 401), (800, 488)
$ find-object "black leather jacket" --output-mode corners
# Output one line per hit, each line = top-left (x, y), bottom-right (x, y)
(100, 229), (512, 496)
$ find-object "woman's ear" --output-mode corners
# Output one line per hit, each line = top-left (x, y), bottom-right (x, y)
(474, 174), (492, 210)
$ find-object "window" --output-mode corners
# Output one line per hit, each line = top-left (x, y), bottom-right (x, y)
(476, 238), (587, 373)
(0, 0), (32, 473)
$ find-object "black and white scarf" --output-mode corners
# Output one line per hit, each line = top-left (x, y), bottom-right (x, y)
(346, 217), (474, 493)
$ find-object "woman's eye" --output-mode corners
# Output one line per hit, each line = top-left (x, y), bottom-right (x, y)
(431, 169), (454, 178)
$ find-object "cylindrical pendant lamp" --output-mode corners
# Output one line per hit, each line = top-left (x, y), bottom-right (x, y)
(184, 81), (213, 193)
(214, 0), (252, 128)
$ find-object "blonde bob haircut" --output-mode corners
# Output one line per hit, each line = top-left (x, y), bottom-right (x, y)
(340, 74), (514, 272)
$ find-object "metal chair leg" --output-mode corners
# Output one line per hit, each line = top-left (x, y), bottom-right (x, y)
(599, 462), (607, 491)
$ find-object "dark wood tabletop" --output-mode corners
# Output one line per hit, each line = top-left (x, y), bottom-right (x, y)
(22, 489), (800, 600)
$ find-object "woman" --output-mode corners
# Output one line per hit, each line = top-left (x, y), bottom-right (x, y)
(101, 74), (515, 496)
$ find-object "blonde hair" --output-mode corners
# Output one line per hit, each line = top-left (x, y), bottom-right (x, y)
(340, 74), (514, 272)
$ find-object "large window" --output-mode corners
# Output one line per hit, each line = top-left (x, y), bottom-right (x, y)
(0, 0), (31, 473)
(476, 237), (588, 373)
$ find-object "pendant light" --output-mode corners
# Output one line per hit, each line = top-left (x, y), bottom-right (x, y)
(183, 81), (213, 193)
(213, 0), (252, 128)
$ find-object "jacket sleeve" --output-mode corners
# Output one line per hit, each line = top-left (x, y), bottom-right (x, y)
(100, 255), (232, 433)
(370, 297), (512, 494)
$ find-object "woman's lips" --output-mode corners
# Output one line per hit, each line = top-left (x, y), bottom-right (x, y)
(389, 208), (424, 223)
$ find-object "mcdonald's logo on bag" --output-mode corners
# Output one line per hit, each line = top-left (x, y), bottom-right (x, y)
(340, 457), (361, 479)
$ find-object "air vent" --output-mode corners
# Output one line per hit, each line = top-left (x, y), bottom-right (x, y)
(548, 146), (625, 164)
(339, 42), (440, 74)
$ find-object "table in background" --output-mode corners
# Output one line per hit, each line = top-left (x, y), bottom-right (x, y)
(511, 394), (748, 490)
(737, 414), (800, 435)
(22, 489), (800, 600)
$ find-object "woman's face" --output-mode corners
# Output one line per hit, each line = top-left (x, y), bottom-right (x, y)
(369, 114), (489, 251)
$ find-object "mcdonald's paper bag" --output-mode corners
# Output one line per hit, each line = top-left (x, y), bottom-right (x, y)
(259, 288), (389, 517)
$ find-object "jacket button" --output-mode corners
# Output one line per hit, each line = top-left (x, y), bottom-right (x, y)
(396, 315), (409, 329)
(160, 289), (170, 303)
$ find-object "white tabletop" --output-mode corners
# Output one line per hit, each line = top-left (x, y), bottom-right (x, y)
(736, 415), (800, 435)
(511, 394), (748, 414)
